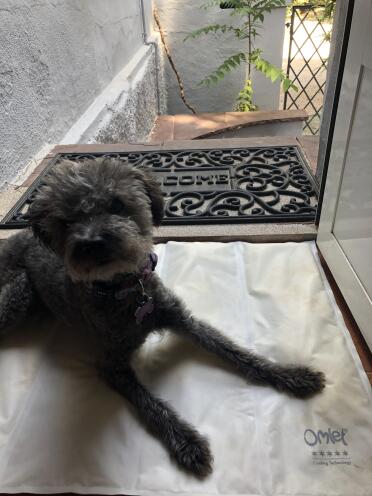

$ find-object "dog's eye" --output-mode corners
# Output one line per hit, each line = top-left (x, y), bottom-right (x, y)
(109, 198), (125, 215)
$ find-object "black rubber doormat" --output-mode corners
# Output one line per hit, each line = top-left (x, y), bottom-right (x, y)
(0, 146), (318, 228)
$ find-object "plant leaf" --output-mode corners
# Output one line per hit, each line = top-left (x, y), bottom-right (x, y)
(198, 52), (247, 86)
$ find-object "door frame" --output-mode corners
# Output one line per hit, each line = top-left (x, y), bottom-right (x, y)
(315, 0), (354, 221)
(316, 0), (372, 350)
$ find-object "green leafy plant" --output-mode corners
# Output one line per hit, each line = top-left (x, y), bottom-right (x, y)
(319, 1), (335, 42)
(235, 79), (257, 111)
(320, 0), (336, 20)
(184, 0), (298, 110)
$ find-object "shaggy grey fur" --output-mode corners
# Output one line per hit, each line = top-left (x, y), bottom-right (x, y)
(0, 158), (325, 477)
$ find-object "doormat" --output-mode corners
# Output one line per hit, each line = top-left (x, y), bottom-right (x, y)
(0, 146), (318, 228)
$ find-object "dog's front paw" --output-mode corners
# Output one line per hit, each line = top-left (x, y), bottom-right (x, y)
(273, 365), (326, 398)
(172, 432), (213, 478)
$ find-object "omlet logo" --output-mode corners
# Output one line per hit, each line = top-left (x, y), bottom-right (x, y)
(304, 428), (348, 447)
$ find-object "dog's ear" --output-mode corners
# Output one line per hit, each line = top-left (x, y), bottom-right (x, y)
(27, 191), (53, 248)
(26, 160), (77, 250)
(136, 167), (165, 226)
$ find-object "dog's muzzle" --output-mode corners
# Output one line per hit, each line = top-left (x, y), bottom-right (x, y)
(72, 236), (113, 265)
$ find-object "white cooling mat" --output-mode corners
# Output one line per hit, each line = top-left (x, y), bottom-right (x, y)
(0, 241), (371, 495)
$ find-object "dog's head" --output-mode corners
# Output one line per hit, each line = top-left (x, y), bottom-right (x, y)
(27, 158), (164, 282)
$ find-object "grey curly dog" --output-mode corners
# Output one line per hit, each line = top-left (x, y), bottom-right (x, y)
(0, 158), (325, 477)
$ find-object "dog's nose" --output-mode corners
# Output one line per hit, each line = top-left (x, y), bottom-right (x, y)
(73, 236), (109, 261)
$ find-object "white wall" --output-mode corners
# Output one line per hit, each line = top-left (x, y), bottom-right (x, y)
(154, 1), (287, 114)
(0, 0), (163, 187)
(251, 6), (288, 110)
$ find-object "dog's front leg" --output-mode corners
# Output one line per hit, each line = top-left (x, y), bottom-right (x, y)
(155, 287), (325, 398)
(100, 361), (213, 477)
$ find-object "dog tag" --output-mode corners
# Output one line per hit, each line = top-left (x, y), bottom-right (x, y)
(135, 295), (154, 324)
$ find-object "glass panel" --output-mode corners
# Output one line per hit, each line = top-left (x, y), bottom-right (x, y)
(333, 66), (372, 300)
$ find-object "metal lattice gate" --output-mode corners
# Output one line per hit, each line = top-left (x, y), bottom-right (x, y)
(283, 4), (333, 135)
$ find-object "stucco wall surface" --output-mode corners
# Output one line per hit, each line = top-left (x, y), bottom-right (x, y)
(0, 0), (159, 187)
(94, 49), (161, 144)
(154, 1), (287, 114)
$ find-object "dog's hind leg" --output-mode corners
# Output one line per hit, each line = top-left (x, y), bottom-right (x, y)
(100, 361), (213, 477)
(155, 287), (326, 399)
(0, 272), (35, 334)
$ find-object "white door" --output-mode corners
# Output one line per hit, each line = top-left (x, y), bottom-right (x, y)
(317, 1), (372, 350)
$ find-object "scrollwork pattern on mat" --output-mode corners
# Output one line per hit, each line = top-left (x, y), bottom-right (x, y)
(0, 146), (318, 227)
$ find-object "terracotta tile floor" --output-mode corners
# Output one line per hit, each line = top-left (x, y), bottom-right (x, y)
(150, 110), (308, 142)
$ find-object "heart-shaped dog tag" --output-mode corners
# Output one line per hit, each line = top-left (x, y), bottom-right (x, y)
(135, 295), (154, 324)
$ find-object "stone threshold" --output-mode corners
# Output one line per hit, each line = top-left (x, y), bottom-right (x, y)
(153, 223), (317, 244)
